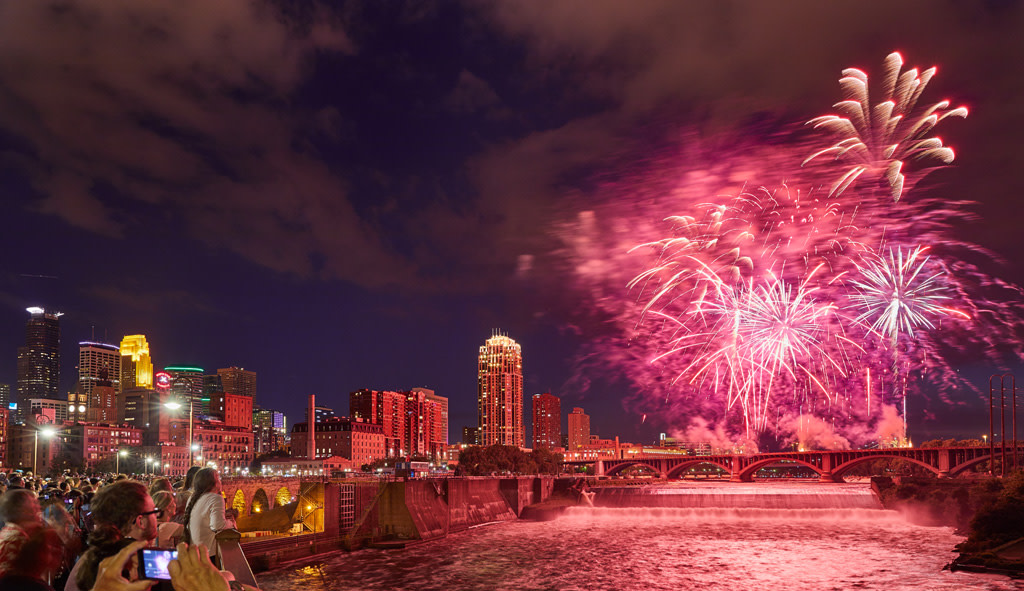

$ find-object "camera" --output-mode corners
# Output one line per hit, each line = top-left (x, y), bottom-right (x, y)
(138, 548), (178, 580)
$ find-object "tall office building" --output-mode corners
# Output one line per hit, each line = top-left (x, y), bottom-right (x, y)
(477, 332), (524, 447)
(351, 389), (407, 457)
(532, 392), (561, 450)
(16, 307), (63, 423)
(74, 342), (120, 419)
(119, 335), (154, 391)
(253, 408), (287, 454)
(165, 366), (207, 416)
(567, 407), (590, 449)
(419, 388), (449, 447)
(218, 367), (256, 399)
(0, 383), (10, 410)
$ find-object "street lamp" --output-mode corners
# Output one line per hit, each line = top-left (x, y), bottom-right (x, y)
(165, 399), (195, 466)
(116, 449), (128, 474)
(34, 427), (57, 475)
(145, 456), (154, 474)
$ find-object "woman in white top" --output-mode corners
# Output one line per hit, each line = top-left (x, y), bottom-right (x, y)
(182, 467), (231, 564)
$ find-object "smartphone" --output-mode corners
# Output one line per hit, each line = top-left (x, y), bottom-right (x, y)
(138, 547), (178, 580)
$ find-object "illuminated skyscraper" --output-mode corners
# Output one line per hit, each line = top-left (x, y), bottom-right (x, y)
(16, 307), (62, 424)
(218, 367), (256, 399)
(532, 392), (561, 450)
(78, 342), (121, 395)
(477, 332), (524, 447)
(568, 407), (590, 449)
(164, 366), (207, 416)
(119, 335), (153, 391)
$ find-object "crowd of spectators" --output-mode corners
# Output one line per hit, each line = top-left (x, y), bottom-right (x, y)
(0, 467), (251, 591)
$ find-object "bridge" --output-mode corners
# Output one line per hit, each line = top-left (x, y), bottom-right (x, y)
(563, 445), (1024, 482)
(220, 476), (304, 517)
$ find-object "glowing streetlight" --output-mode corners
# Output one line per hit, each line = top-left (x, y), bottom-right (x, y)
(116, 449), (128, 474)
(34, 426), (57, 475)
(165, 399), (196, 466)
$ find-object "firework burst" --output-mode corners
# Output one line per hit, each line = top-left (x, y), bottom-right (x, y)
(803, 51), (968, 201)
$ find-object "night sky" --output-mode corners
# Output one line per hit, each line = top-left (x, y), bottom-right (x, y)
(2, 1), (1023, 446)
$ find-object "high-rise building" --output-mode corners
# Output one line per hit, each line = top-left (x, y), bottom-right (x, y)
(0, 383), (11, 410)
(119, 335), (153, 391)
(477, 332), (524, 447)
(209, 392), (253, 430)
(120, 388), (170, 446)
(88, 382), (118, 424)
(461, 426), (480, 445)
(218, 367), (256, 399)
(16, 307), (62, 423)
(532, 392), (561, 450)
(420, 388), (449, 447)
(253, 408), (287, 454)
(568, 407), (590, 449)
(351, 389), (407, 457)
(0, 407), (7, 467)
(165, 366), (208, 417)
(404, 388), (448, 458)
(73, 342), (120, 422)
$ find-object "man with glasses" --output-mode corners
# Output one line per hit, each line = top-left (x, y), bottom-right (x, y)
(65, 480), (160, 591)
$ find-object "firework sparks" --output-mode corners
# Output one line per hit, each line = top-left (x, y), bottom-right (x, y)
(850, 246), (965, 343)
(803, 51), (968, 201)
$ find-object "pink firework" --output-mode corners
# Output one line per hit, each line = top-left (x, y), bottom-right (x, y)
(803, 51), (968, 201)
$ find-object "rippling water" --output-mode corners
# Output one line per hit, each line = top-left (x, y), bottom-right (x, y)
(259, 485), (1023, 591)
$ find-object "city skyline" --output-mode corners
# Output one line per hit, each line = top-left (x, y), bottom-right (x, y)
(3, 2), (1024, 445)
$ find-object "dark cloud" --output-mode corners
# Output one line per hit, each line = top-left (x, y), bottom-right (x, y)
(0, 0), (419, 287)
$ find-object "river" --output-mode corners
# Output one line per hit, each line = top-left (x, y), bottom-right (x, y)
(258, 482), (1023, 591)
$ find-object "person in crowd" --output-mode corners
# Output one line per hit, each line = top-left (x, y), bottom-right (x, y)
(0, 526), (64, 591)
(9, 475), (25, 489)
(151, 492), (183, 548)
(43, 501), (81, 588)
(148, 479), (172, 498)
(67, 481), (159, 591)
(0, 489), (44, 577)
(182, 469), (231, 566)
(174, 467), (201, 524)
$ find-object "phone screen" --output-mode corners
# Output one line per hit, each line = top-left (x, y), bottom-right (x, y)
(138, 548), (178, 580)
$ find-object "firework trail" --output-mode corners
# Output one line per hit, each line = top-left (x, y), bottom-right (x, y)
(554, 52), (1023, 450)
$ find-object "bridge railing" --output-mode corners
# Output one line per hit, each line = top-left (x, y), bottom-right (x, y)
(216, 529), (260, 588)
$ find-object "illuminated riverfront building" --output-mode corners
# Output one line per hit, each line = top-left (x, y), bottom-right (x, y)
(477, 332), (524, 447)
(568, 407), (590, 450)
(16, 307), (62, 424)
(350, 388), (447, 458)
(168, 419), (254, 473)
(253, 408), (287, 454)
(218, 366), (257, 399)
(119, 335), (154, 391)
(290, 416), (385, 466)
(532, 392), (561, 450)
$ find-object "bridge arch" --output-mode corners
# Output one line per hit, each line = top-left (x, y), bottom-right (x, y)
(832, 454), (942, 480)
(251, 488), (269, 514)
(230, 489), (247, 516)
(665, 459), (732, 479)
(274, 486), (293, 509)
(604, 460), (664, 477)
(736, 458), (824, 482)
(948, 454), (992, 478)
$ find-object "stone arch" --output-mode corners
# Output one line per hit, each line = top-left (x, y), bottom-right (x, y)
(251, 488), (269, 514)
(736, 458), (824, 482)
(274, 486), (292, 509)
(604, 460), (662, 477)
(832, 454), (941, 479)
(665, 460), (733, 479)
(231, 490), (246, 516)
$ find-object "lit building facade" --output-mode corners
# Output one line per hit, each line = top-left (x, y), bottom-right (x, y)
(0, 383), (9, 410)
(351, 389), (407, 456)
(59, 423), (143, 470)
(168, 419), (254, 473)
(253, 409), (287, 454)
(119, 335), (154, 391)
(16, 307), (62, 423)
(120, 388), (171, 446)
(77, 342), (121, 398)
(164, 366), (207, 417)
(87, 383), (119, 424)
(29, 398), (69, 425)
(568, 407), (590, 450)
(217, 367), (256, 399)
(210, 392), (253, 430)
(0, 407), (7, 468)
(477, 333), (524, 447)
(532, 392), (561, 450)
(290, 417), (385, 466)
(142, 444), (190, 476)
